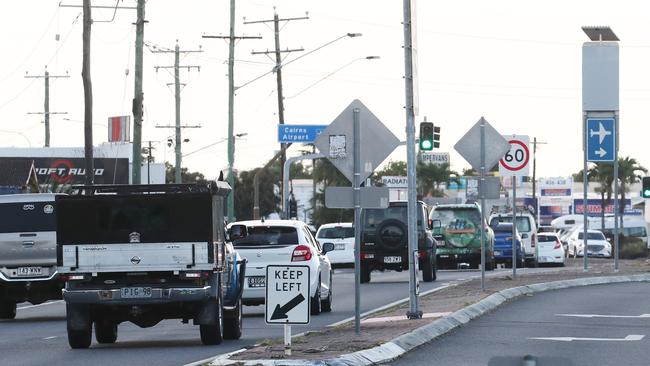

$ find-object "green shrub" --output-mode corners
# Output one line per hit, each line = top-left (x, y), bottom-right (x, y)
(619, 237), (648, 259)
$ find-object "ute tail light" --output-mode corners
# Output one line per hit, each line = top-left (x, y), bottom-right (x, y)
(60, 274), (89, 281)
(291, 245), (313, 262)
(361, 252), (375, 260)
(554, 239), (561, 250)
(531, 233), (536, 247)
(418, 250), (428, 259)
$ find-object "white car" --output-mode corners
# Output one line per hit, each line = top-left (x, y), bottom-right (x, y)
(536, 233), (565, 266)
(568, 229), (611, 258)
(315, 223), (354, 266)
(228, 220), (334, 315)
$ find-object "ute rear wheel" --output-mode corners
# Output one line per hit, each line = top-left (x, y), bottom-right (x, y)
(66, 304), (92, 349)
(222, 299), (242, 340)
(200, 296), (223, 345)
(95, 321), (118, 344)
(0, 301), (16, 319)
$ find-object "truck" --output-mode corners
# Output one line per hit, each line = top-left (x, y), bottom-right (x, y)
(0, 193), (64, 319)
(56, 182), (245, 348)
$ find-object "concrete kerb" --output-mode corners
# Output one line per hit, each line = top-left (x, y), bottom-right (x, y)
(209, 273), (650, 366)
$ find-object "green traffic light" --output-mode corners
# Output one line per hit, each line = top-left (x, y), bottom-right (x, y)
(644, 189), (650, 198)
(421, 140), (433, 150)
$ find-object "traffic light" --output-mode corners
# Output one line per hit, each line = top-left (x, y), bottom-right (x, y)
(419, 122), (434, 151)
(642, 177), (650, 198)
(289, 199), (298, 218)
(433, 125), (441, 148)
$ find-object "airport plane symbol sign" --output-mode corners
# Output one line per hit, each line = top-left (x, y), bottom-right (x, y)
(265, 265), (311, 325)
(586, 118), (615, 162)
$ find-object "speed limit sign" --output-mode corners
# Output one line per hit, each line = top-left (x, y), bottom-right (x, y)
(499, 135), (530, 177)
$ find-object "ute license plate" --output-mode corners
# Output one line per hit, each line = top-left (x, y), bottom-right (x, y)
(384, 256), (402, 264)
(248, 276), (265, 288)
(334, 243), (346, 250)
(121, 287), (152, 299)
(16, 267), (42, 276)
(494, 251), (502, 256)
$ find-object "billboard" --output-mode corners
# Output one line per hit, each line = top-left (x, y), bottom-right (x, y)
(539, 177), (573, 225)
(1, 157), (129, 186)
(573, 199), (639, 216)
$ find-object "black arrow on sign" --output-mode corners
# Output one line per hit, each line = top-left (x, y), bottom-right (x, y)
(270, 293), (306, 320)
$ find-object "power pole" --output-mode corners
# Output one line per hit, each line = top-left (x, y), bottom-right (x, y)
(142, 140), (157, 184)
(25, 68), (69, 147)
(531, 137), (548, 222)
(60, 0), (143, 183)
(203, 0), (261, 222)
(152, 42), (202, 183)
(132, 0), (146, 185)
(82, 0), (93, 186)
(155, 123), (201, 183)
(245, 10), (307, 204)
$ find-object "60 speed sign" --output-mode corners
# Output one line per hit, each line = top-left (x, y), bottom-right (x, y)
(498, 135), (530, 177)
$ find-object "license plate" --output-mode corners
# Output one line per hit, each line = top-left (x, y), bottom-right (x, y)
(16, 267), (42, 276)
(436, 240), (446, 247)
(384, 256), (402, 264)
(494, 251), (501, 256)
(248, 276), (265, 288)
(334, 243), (346, 250)
(120, 287), (152, 299)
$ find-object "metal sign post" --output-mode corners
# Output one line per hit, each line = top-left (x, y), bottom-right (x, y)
(353, 107), (362, 333)
(479, 120), (486, 291)
(512, 176), (517, 278)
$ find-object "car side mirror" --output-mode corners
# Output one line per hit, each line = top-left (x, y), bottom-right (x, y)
(229, 224), (247, 241)
(430, 219), (442, 230)
(521, 233), (529, 239)
(322, 242), (335, 254)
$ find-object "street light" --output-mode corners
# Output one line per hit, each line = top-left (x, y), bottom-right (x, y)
(286, 55), (380, 99)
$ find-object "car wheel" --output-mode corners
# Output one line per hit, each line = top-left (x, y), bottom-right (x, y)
(311, 277), (322, 315)
(0, 300), (16, 319)
(321, 273), (333, 312)
(422, 251), (435, 282)
(360, 263), (371, 284)
(66, 304), (92, 349)
(94, 321), (118, 344)
(200, 297), (223, 345)
(222, 299), (242, 340)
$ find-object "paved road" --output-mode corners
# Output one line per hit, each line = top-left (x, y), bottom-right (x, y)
(389, 281), (650, 366)
(0, 266), (555, 366)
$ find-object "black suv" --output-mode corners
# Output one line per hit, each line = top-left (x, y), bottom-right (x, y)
(359, 201), (437, 283)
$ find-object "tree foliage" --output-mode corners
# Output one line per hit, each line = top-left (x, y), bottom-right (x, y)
(165, 162), (207, 184)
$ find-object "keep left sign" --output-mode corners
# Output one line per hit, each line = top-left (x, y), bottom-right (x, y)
(265, 265), (311, 325)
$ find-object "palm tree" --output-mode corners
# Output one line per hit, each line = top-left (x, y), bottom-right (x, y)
(616, 157), (647, 229)
(588, 163), (613, 232)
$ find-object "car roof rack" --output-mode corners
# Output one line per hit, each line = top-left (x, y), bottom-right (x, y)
(69, 181), (231, 196)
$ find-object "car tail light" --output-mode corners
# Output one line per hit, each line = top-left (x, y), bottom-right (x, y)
(361, 252), (375, 260)
(291, 245), (312, 262)
(505, 236), (512, 242)
(554, 239), (561, 250)
(418, 250), (428, 259)
(531, 233), (536, 247)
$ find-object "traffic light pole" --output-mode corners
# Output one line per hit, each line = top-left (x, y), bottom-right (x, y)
(282, 153), (323, 219)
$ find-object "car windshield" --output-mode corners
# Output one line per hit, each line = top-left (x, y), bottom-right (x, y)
(0, 201), (56, 233)
(233, 226), (298, 246)
(430, 207), (482, 228)
(489, 216), (531, 233)
(578, 232), (606, 240)
(317, 226), (354, 239)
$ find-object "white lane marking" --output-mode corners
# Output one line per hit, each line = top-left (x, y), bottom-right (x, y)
(43, 336), (57, 340)
(556, 313), (650, 319)
(17, 300), (63, 310)
(182, 348), (246, 366)
(529, 335), (645, 342)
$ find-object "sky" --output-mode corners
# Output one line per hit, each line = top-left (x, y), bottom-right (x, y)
(1, 0), (650, 181)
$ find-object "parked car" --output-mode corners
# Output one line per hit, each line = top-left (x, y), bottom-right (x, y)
(567, 229), (612, 258)
(536, 233), (566, 266)
(315, 223), (354, 266)
(489, 212), (538, 266)
(0, 193), (65, 319)
(491, 223), (524, 268)
(229, 220), (334, 315)
(360, 201), (437, 283)
(430, 203), (495, 270)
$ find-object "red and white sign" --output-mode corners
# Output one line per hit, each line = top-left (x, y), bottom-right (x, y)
(108, 116), (131, 142)
(499, 135), (530, 177)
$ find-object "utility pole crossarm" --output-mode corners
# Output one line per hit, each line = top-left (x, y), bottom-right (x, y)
(251, 47), (304, 55)
(243, 15), (309, 25)
(202, 35), (262, 40)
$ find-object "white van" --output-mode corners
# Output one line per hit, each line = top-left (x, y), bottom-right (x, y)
(591, 216), (649, 248)
(489, 212), (538, 266)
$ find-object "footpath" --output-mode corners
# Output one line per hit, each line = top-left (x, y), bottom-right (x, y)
(210, 258), (650, 366)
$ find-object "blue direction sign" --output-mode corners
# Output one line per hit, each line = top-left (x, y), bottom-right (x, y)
(586, 118), (616, 162)
(277, 124), (328, 143)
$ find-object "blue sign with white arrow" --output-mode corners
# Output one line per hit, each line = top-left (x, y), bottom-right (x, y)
(277, 124), (328, 143)
(586, 118), (616, 162)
